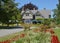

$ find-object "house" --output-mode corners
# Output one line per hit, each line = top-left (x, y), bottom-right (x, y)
(20, 3), (51, 24)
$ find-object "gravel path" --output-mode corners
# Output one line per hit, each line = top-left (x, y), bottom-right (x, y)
(0, 28), (24, 37)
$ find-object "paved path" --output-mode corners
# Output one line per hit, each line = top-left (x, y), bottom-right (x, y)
(0, 28), (24, 37)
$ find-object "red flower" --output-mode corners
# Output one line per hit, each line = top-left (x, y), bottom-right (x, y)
(59, 41), (60, 43)
(51, 35), (59, 43)
(0, 40), (11, 43)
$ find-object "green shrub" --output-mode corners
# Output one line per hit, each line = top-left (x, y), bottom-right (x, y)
(43, 19), (51, 25)
(36, 18), (44, 24)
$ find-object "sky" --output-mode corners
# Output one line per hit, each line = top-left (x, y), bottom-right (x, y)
(15, 0), (58, 10)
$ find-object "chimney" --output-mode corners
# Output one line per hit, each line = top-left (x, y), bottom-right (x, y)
(44, 8), (46, 10)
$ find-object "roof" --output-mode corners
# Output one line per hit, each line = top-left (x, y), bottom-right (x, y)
(21, 9), (51, 18)
(20, 3), (38, 11)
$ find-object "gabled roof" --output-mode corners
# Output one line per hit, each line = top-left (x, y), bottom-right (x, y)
(35, 11), (44, 18)
(21, 9), (33, 16)
(21, 9), (51, 18)
(20, 3), (38, 11)
(30, 10), (38, 14)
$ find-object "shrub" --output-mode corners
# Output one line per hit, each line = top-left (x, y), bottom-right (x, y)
(43, 19), (51, 26)
(36, 18), (44, 24)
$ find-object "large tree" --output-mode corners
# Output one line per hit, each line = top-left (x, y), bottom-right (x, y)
(53, 0), (60, 24)
(0, 0), (20, 26)
(57, 0), (60, 24)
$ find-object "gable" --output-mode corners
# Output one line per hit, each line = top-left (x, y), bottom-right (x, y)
(22, 9), (33, 16)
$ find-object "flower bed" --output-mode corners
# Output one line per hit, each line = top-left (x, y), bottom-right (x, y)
(0, 28), (60, 43)
(11, 29), (51, 43)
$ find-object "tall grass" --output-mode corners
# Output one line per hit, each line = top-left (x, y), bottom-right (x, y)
(54, 28), (60, 41)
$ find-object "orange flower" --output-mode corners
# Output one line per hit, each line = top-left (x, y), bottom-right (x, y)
(11, 35), (19, 41)
(45, 29), (50, 32)
(0, 40), (11, 43)
(20, 33), (25, 38)
(33, 29), (40, 32)
(0, 42), (2, 43)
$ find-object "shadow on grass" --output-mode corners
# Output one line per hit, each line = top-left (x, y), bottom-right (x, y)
(0, 26), (23, 29)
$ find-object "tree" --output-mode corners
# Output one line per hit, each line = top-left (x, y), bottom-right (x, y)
(56, 0), (60, 24)
(0, 0), (21, 26)
(53, 9), (58, 23)
(53, 0), (60, 24)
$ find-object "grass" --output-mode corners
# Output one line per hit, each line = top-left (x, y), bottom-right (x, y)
(54, 28), (60, 41)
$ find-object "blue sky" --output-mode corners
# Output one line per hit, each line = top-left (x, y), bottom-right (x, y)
(15, 0), (58, 10)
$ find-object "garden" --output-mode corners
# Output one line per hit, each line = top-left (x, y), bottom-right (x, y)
(0, 0), (60, 43)
(0, 23), (60, 43)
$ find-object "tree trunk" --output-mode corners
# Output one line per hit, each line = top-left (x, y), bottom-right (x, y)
(7, 23), (9, 27)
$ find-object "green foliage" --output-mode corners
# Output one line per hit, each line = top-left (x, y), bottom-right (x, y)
(36, 18), (44, 24)
(0, 0), (21, 25)
(53, 0), (60, 24)
(43, 19), (51, 25)
(54, 28), (60, 40)
(16, 38), (25, 43)
(36, 18), (44, 20)
(15, 30), (51, 43)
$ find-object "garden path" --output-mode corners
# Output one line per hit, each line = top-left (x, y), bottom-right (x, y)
(0, 28), (24, 37)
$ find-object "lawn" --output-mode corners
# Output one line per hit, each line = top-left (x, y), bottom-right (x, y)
(54, 28), (60, 41)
